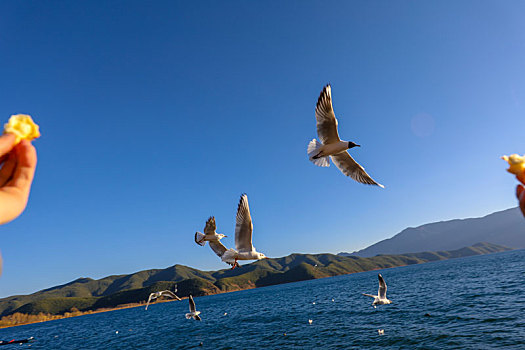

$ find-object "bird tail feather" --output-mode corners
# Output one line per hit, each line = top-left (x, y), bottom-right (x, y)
(195, 232), (206, 246)
(307, 139), (330, 167)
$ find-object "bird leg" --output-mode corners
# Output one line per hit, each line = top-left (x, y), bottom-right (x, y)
(230, 258), (239, 269)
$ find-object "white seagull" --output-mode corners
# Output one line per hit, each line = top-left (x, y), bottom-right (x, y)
(195, 216), (227, 246)
(307, 84), (384, 187)
(185, 295), (201, 321)
(208, 194), (268, 269)
(363, 274), (392, 308)
(145, 289), (181, 310)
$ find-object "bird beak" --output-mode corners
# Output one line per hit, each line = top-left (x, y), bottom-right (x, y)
(356, 144), (361, 147)
(265, 257), (269, 259)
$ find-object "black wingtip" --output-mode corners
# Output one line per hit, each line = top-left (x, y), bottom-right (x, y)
(316, 84), (332, 109)
(237, 193), (246, 210)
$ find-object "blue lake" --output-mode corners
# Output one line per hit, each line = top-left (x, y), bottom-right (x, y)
(1, 249), (524, 349)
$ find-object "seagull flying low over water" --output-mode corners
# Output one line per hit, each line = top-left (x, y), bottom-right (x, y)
(185, 295), (201, 321)
(363, 274), (392, 308)
(145, 289), (181, 310)
(307, 84), (384, 188)
(207, 194), (269, 269)
(195, 216), (227, 246)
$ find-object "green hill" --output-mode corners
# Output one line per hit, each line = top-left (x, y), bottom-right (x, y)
(0, 242), (511, 317)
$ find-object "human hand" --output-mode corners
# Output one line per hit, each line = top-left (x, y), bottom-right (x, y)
(517, 170), (525, 217)
(518, 184), (525, 217)
(0, 133), (37, 225)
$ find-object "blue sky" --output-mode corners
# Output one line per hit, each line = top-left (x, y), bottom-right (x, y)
(0, 1), (524, 297)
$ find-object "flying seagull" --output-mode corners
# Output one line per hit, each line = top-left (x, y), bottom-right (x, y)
(195, 216), (227, 246)
(363, 274), (392, 308)
(307, 84), (384, 188)
(145, 289), (181, 310)
(207, 194), (268, 269)
(185, 295), (201, 321)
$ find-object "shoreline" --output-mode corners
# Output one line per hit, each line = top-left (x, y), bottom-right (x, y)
(0, 289), (249, 330)
(0, 299), (185, 330)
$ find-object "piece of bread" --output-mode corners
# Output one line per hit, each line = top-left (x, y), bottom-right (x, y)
(502, 154), (525, 184)
(4, 114), (40, 144)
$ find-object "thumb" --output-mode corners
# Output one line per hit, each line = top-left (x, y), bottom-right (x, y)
(0, 134), (15, 157)
(517, 184), (525, 201)
(518, 185), (525, 217)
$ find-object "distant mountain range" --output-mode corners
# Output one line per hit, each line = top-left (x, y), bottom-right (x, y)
(340, 207), (525, 257)
(0, 242), (511, 318)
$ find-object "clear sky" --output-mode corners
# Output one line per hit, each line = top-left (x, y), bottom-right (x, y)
(0, 1), (524, 297)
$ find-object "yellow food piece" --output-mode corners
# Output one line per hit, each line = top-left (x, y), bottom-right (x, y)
(501, 154), (525, 176)
(3, 114), (40, 144)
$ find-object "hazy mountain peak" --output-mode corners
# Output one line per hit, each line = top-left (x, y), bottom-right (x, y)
(340, 207), (524, 257)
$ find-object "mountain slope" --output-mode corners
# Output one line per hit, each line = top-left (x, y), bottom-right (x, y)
(0, 242), (511, 317)
(341, 207), (525, 257)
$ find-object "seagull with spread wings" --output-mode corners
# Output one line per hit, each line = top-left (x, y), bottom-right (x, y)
(195, 216), (227, 246)
(207, 194), (268, 269)
(185, 295), (201, 321)
(307, 84), (384, 188)
(362, 274), (392, 308)
(145, 289), (181, 310)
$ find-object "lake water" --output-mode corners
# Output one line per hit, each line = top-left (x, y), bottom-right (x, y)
(1, 249), (524, 349)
